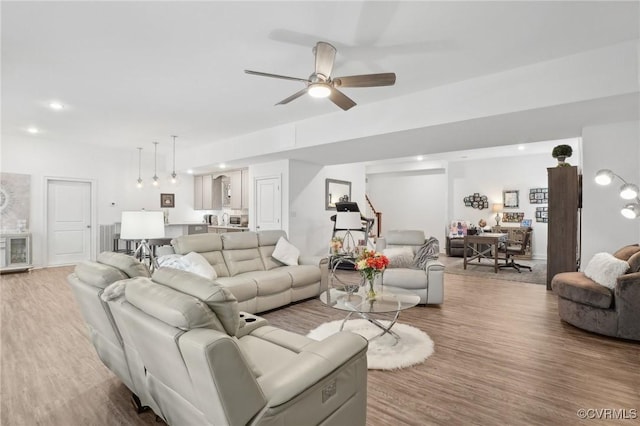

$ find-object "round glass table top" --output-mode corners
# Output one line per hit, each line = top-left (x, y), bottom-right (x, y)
(319, 285), (420, 314)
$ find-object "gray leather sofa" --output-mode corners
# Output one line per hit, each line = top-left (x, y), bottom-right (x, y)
(551, 244), (640, 341)
(376, 230), (445, 304)
(69, 254), (368, 425)
(170, 230), (328, 313)
(67, 252), (161, 413)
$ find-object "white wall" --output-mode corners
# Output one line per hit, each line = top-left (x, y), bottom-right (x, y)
(289, 161), (366, 256)
(1, 137), (200, 267)
(366, 169), (447, 247)
(581, 121), (640, 266)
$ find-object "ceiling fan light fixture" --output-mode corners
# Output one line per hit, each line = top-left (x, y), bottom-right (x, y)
(308, 83), (331, 98)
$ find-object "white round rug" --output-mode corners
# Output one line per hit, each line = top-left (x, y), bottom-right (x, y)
(307, 319), (434, 370)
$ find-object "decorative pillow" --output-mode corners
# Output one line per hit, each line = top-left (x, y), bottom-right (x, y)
(272, 236), (300, 266)
(157, 252), (217, 280)
(383, 247), (414, 268)
(584, 252), (629, 289)
(412, 237), (440, 269)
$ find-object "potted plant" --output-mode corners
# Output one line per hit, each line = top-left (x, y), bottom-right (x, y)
(552, 144), (573, 166)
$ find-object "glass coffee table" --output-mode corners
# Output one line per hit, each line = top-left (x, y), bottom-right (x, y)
(319, 285), (420, 344)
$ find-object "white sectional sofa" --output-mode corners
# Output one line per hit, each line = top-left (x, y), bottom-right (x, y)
(68, 252), (368, 425)
(170, 230), (328, 313)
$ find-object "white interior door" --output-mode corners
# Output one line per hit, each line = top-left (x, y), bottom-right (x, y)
(255, 176), (281, 231)
(47, 180), (92, 265)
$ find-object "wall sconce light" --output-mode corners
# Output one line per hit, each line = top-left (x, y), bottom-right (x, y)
(595, 169), (640, 219)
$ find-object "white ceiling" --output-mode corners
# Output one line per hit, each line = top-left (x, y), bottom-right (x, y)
(2, 1), (638, 167)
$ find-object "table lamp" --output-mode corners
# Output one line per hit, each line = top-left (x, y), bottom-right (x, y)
(492, 203), (503, 226)
(120, 210), (165, 270)
(335, 211), (362, 254)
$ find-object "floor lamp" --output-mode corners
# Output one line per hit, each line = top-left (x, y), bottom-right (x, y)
(335, 211), (363, 254)
(120, 211), (166, 271)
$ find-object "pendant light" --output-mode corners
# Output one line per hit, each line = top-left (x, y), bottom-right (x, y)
(136, 147), (143, 188)
(169, 135), (178, 184)
(152, 141), (159, 186)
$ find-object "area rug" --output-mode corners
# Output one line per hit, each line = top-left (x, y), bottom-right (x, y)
(307, 319), (434, 370)
(443, 258), (547, 285)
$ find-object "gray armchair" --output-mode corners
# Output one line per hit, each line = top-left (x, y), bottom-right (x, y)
(376, 230), (444, 304)
(551, 244), (640, 341)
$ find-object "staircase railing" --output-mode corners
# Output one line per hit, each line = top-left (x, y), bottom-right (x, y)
(365, 194), (382, 237)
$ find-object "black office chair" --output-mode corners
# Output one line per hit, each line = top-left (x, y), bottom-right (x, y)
(498, 227), (533, 272)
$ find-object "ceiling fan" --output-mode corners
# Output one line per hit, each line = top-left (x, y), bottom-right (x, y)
(245, 41), (396, 111)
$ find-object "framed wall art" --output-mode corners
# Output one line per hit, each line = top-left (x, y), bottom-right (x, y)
(503, 190), (519, 208)
(325, 179), (351, 210)
(160, 193), (175, 208)
(503, 212), (525, 223)
(529, 188), (548, 204)
(535, 206), (548, 223)
(463, 193), (489, 210)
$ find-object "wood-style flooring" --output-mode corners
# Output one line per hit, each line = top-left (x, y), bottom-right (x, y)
(1, 266), (638, 425)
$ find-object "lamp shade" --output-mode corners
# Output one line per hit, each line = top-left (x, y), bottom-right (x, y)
(595, 169), (614, 186)
(120, 211), (165, 240)
(492, 203), (503, 213)
(335, 212), (362, 230)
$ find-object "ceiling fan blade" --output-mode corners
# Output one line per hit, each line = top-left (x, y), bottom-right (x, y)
(245, 69), (309, 84)
(333, 73), (396, 88)
(314, 42), (336, 79)
(328, 88), (356, 111)
(276, 88), (309, 105)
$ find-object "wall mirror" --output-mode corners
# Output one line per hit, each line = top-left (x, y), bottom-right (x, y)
(325, 179), (351, 210)
(503, 190), (520, 208)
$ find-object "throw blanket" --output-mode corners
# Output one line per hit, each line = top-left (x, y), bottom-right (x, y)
(412, 237), (440, 269)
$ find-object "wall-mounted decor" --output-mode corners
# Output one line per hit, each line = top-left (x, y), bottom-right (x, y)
(529, 188), (548, 204)
(325, 179), (351, 210)
(160, 193), (175, 208)
(535, 206), (548, 223)
(503, 190), (519, 208)
(503, 212), (525, 223)
(463, 193), (489, 210)
(0, 172), (31, 231)
(521, 219), (533, 228)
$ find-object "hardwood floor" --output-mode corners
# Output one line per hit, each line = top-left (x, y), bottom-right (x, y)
(1, 266), (638, 425)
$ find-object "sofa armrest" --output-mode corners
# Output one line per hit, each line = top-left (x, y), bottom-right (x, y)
(257, 332), (367, 407)
(615, 271), (640, 340)
(236, 312), (269, 338)
(424, 259), (444, 304)
(299, 255), (324, 267)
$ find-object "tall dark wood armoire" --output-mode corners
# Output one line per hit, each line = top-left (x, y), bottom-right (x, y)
(546, 166), (581, 289)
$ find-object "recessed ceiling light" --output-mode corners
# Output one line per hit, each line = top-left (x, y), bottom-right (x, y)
(49, 102), (64, 110)
(416, 155), (424, 161)
(219, 163), (226, 169)
(27, 127), (39, 134)
(518, 145), (525, 151)
(186, 169), (194, 174)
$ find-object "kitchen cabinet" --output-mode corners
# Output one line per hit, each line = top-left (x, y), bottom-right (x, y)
(229, 170), (242, 210)
(194, 175), (221, 210)
(1, 233), (32, 273)
(241, 168), (249, 209)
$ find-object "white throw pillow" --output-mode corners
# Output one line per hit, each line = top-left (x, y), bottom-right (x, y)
(272, 236), (300, 266)
(180, 252), (217, 280)
(383, 247), (414, 268)
(584, 252), (629, 290)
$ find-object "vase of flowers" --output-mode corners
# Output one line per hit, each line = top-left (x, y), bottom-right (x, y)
(330, 237), (343, 254)
(355, 248), (389, 300)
